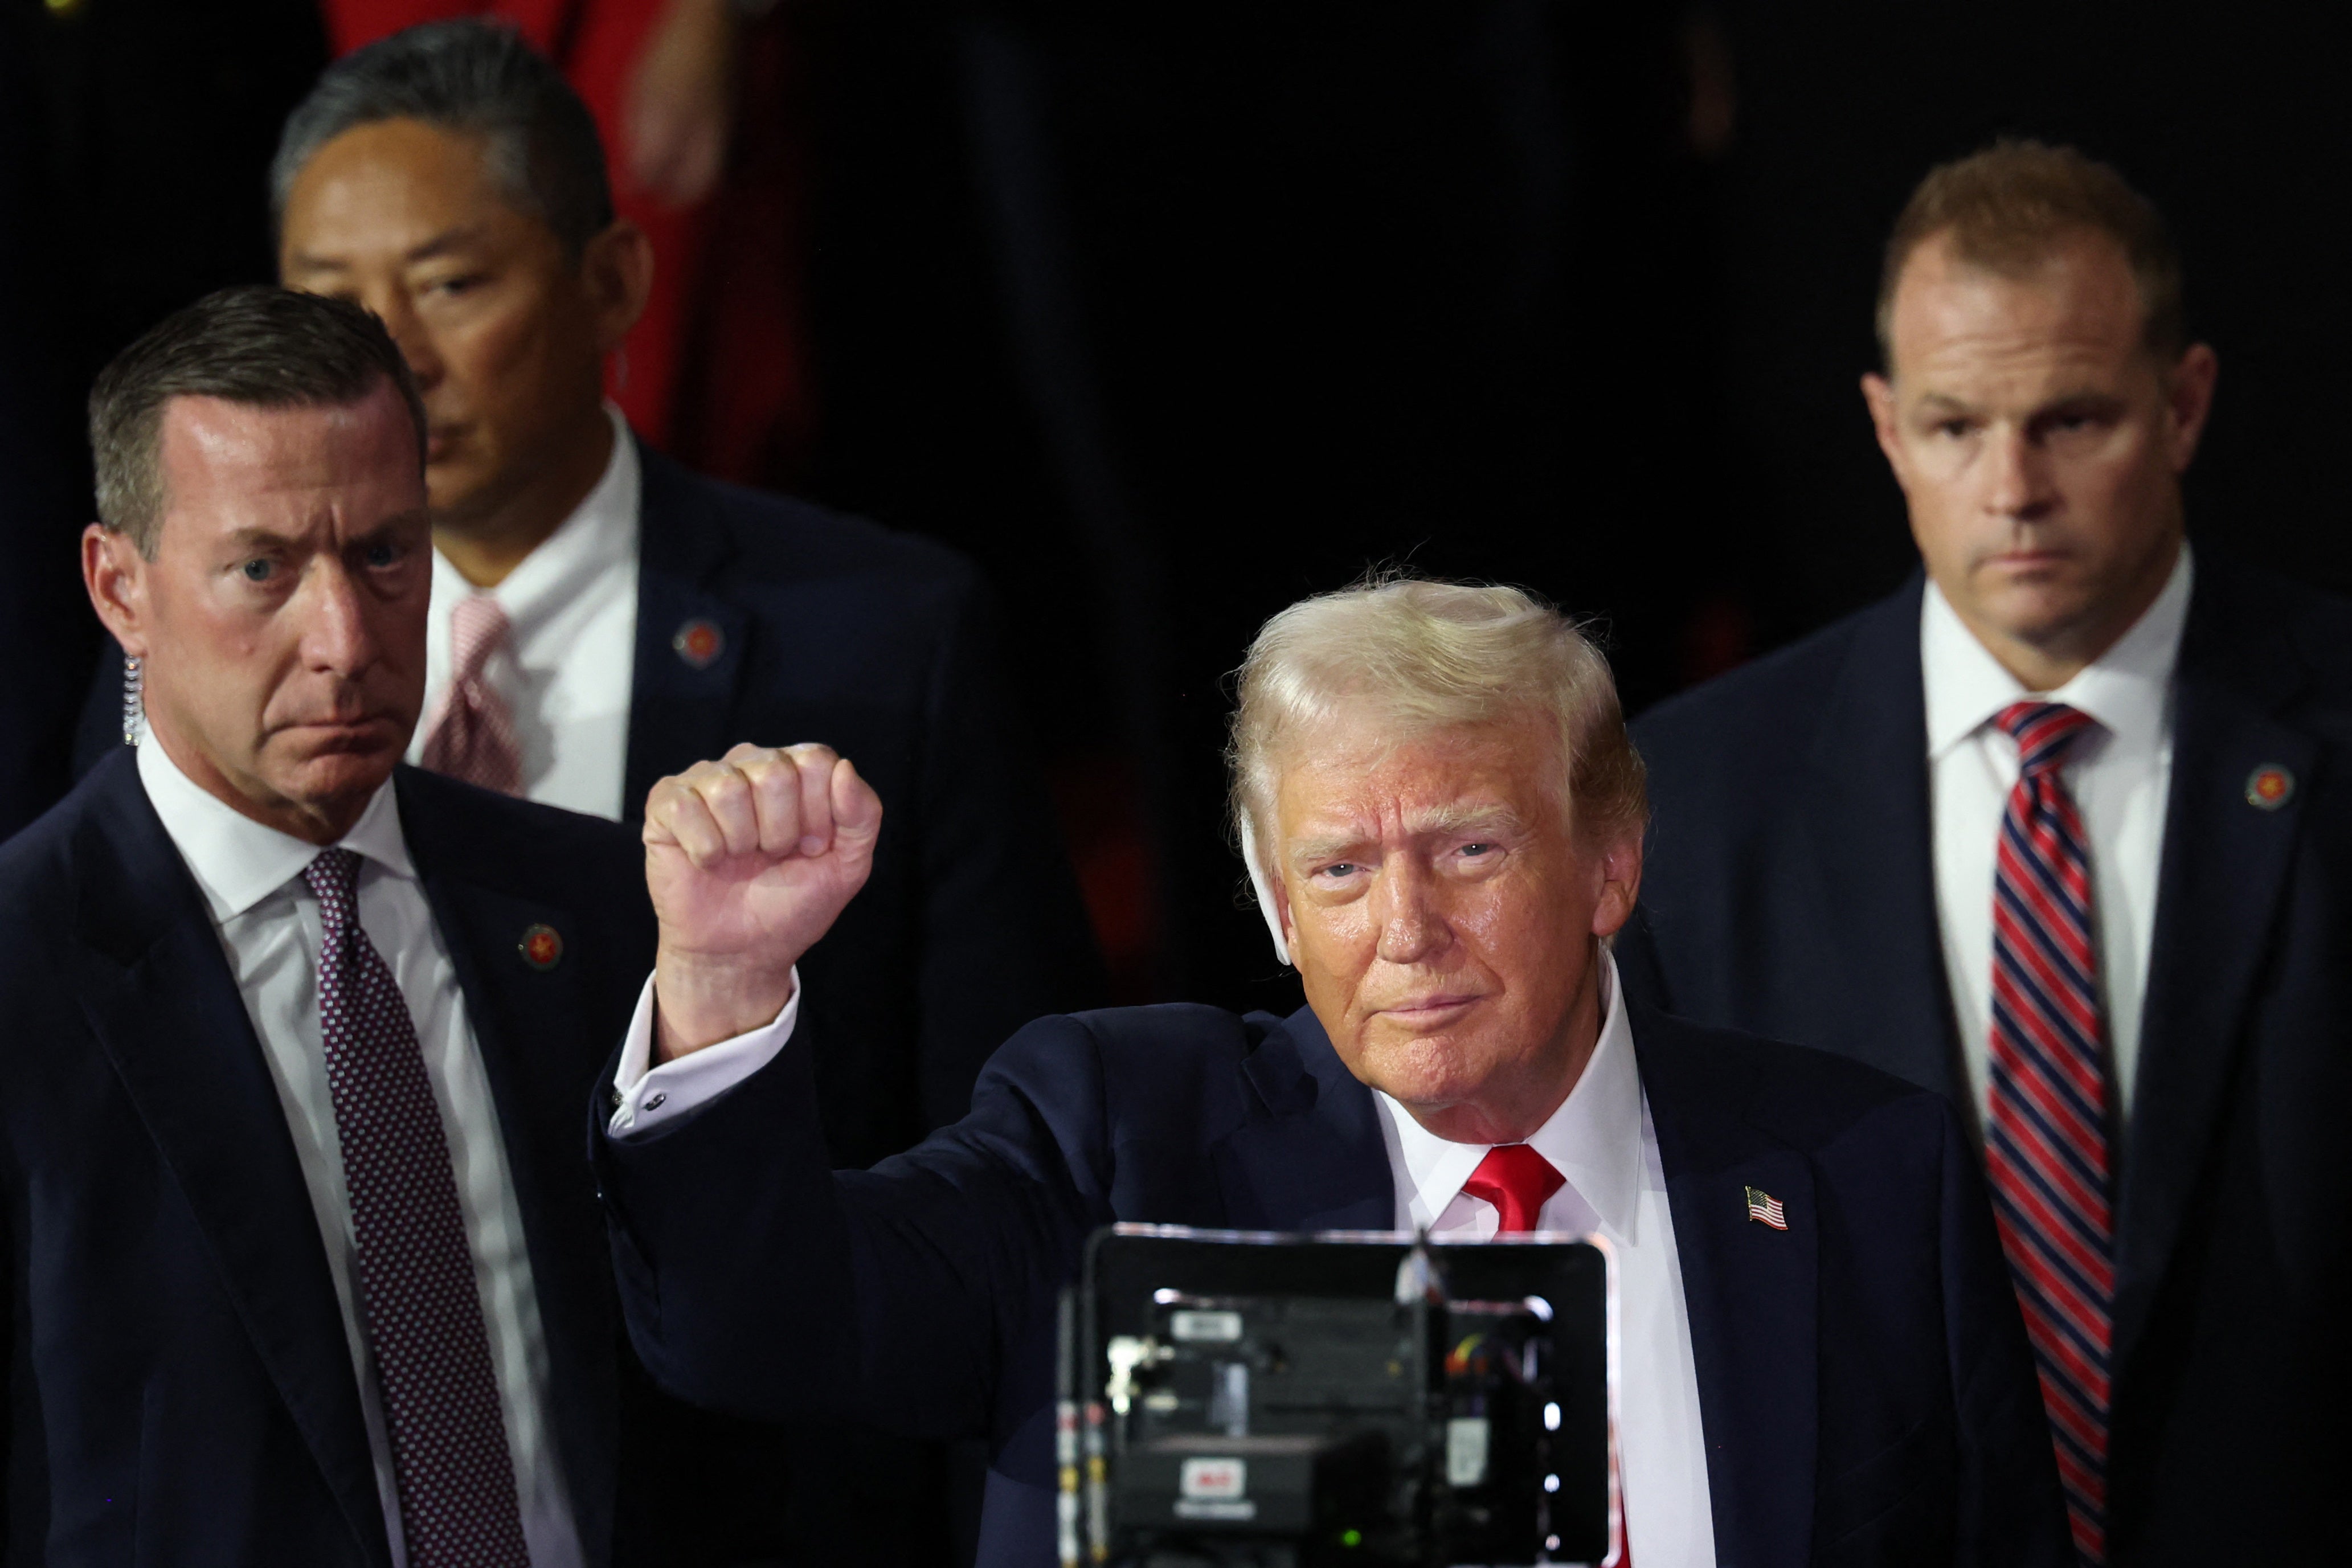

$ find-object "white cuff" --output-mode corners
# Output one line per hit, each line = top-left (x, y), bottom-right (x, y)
(606, 968), (800, 1138)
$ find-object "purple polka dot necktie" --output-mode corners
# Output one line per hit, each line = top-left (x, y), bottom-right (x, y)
(304, 848), (531, 1568)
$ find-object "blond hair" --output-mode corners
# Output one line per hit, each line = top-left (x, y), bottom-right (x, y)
(1226, 575), (1646, 944)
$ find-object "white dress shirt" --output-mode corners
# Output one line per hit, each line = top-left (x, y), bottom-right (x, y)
(1923, 546), (2191, 1131)
(1373, 953), (1715, 1568)
(608, 951), (1715, 1566)
(138, 737), (583, 1568)
(409, 404), (641, 821)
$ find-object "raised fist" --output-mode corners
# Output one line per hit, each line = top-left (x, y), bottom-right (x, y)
(643, 742), (882, 1059)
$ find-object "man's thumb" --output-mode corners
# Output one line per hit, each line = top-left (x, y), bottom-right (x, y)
(830, 756), (884, 851)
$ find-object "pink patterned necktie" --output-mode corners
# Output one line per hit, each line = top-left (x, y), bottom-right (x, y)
(1985, 701), (2112, 1566)
(421, 593), (522, 794)
(303, 848), (531, 1568)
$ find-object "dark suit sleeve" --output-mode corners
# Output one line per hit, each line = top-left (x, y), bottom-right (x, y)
(594, 1012), (1108, 1451)
(1936, 1098), (2073, 1565)
(907, 582), (1105, 1128)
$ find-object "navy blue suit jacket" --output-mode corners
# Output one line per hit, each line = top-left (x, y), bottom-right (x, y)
(595, 999), (2069, 1567)
(0, 752), (662, 1566)
(76, 446), (1105, 1166)
(1619, 554), (2352, 1565)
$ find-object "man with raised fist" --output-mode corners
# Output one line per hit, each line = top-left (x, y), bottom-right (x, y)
(596, 576), (2071, 1568)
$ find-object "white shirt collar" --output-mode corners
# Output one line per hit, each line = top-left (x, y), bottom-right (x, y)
(428, 403), (641, 632)
(136, 733), (415, 923)
(1922, 542), (2193, 762)
(1375, 948), (1643, 1242)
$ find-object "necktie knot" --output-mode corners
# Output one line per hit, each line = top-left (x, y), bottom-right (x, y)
(448, 595), (513, 684)
(1995, 701), (2096, 778)
(1462, 1143), (1565, 1234)
(303, 846), (363, 930)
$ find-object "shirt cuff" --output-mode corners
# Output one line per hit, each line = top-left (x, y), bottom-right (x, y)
(606, 968), (800, 1138)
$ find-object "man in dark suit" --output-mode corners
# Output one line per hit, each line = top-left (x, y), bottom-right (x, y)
(1618, 142), (2352, 1566)
(74, 19), (1102, 1171)
(591, 576), (2072, 1567)
(3, 287), (670, 1563)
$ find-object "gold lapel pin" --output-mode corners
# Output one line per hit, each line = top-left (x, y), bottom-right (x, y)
(1745, 1185), (1788, 1231)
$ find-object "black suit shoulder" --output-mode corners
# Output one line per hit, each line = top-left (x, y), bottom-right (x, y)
(2190, 548), (2352, 697)
(642, 448), (983, 604)
(950, 1003), (1293, 1152)
(392, 763), (644, 899)
(1633, 1004), (1946, 1153)
(0, 748), (97, 902)
(1631, 585), (1908, 791)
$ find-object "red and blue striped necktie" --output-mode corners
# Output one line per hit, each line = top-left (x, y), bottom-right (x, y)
(1985, 701), (2112, 1565)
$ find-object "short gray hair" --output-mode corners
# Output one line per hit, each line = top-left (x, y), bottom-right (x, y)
(1228, 573), (1648, 905)
(90, 286), (426, 557)
(271, 19), (615, 259)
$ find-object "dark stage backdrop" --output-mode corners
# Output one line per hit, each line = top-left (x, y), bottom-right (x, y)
(790, 0), (1727, 1014)
(788, 0), (2352, 1014)
(6, 1), (2347, 1021)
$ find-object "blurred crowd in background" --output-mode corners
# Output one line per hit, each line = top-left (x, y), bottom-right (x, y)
(4, 0), (2347, 1016)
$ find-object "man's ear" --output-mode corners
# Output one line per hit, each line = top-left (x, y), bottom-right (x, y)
(582, 219), (656, 353)
(83, 523), (151, 658)
(1588, 829), (1644, 941)
(2164, 342), (2219, 473)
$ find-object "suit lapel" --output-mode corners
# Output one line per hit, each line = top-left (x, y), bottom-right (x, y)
(622, 444), (752, 820)
(69, 756), (391, 1567)
(1804, 578), (1966, 1099)
(396, 775), (620, 1568)
(1637, 1005), (1819, 1568)
(2111, 560), (2314, 1371)
(1213, 1007), (1395, 1232)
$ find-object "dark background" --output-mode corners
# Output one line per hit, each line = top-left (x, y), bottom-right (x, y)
(6, 0), (2346, 1016)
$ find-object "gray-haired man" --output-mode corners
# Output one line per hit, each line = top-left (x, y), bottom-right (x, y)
(592, 577), (2074, 1568)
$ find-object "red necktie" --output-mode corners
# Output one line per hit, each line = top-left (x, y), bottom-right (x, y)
(1462, 1143), (1564, 1234)
(1985, 701), (2112, 1565)
(420, 594), (523, 795)
(1461, 1145), (1629, 1563)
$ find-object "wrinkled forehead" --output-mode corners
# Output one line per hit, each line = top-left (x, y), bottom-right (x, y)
(1267, 706), (1568, 834)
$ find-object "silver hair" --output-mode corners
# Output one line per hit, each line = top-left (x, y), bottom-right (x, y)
(269, 19), (614, 259)
(1225, 574), (1647, 959)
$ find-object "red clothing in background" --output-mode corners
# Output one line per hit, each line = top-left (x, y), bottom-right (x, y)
(320, 0), (811, 481)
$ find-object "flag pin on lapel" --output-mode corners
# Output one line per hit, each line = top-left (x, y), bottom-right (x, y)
(518, 922), (564, 971)
(672, 618), (725, 670)
(2245, 764), (2294, 810)
(1745, 1185), (1787, 1231)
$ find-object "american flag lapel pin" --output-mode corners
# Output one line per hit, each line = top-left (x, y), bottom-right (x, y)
(1745, 1185), (1788, 1231)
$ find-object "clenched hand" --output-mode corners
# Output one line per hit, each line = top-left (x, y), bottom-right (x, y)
(644, 743), (882, 1061)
